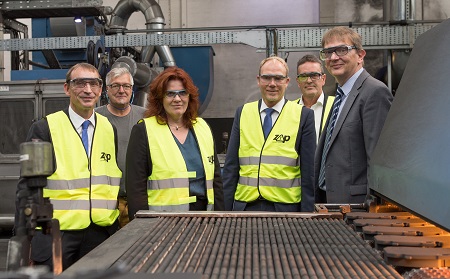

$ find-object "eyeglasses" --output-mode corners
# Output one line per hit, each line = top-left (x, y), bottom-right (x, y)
(108, 83), (133, 91)
(319, 45), (357, 61)
(68, 78), (103, 89)
(297, 72), (323, 83)
(165, 89), (189, 98)
(259, 74), (288, 85)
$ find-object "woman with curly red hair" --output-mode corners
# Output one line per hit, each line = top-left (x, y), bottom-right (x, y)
(126, 67), (224, 219)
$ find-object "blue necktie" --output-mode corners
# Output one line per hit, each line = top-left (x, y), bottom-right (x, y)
(318, 87), (344, 190)
(263, 108), (274, 139)
(81, 120), (90, 154)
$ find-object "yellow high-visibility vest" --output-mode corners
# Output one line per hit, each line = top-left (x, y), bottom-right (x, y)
(321, 95), (335, 132)
(45, 111), (121, 230)
(144, 116), (215, 211)
(235, 101), (302, 204)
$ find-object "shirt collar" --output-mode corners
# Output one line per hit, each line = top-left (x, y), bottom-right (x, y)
(69, 106), (96, 128)
(260, 98), (285, 114)
(315, 92), (325, 106)
(298, 92), (324, 106)
(340, 67), (364, 96)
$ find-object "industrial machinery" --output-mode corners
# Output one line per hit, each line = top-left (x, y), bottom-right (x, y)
(1, 1), (450, 277)
(0, 1), (441, 229)
(10, 140), (62, 274)
(56, 18), (450, 278)
(0, 0), (215, 230)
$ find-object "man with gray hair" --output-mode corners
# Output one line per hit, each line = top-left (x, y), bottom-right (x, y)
(96, 67), (146, 227)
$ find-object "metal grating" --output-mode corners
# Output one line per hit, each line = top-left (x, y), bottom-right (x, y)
(112, 216), (402, 278)
(0, 0), (104, 19)
(0, 24), (438, 51)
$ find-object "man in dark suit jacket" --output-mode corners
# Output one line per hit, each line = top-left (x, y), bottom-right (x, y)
(223, 56), (316, 212)
(15, 63), (120, 271)
(295, 54), (335, 144)
(315, 26), (394, 204)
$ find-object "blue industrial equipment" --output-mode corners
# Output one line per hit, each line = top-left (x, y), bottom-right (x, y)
(169, 46), (215, 114)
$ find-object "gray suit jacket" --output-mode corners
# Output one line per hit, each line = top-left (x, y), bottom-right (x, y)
(314, 69), (393, 203)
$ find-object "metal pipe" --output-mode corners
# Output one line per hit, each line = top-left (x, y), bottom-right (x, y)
(112, 56), (155, 88)
(209, 217), (231, 278)
(135, 211), (343, 219)
(109, 0), (175, 67)
(232, 218), (244, 278)
(309, 219), (341, 278)
(109, 0), (164, 32)
(107, 215), (404, 278)
(131, 217), (180, 272)
(266, 218), (283, 278)
(166, 217), (203, 272)
(242, 218), (252, 279)
(338, 220), (401, 278)
(293, 219), (323, 278)
(201, 217), (223, 276)
(199, 217), (218, 273)
(181, 217), (214, 273)
(282, 219), (309, 278)
(330, 219), (388, 278)
(107, 19), (442, 34)
(384, 0), (418, 21)
(319, 219), (356, 277)
(257, 218), (268, 278)
(251, 218), (260, 278)
(272, 218), (292, 279)
(123, 223), (158, 271)
(146, 217), (191, 273)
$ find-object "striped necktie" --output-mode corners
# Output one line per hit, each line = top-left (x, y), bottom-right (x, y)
(318, 87), (344, 190)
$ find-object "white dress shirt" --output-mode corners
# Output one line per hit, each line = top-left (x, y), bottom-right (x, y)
(260, 98), (285, 126)
(298, 92), (324, 143)
(69, 106), (96, 157)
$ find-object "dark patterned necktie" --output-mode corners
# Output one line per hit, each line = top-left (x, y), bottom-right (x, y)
(318, 87), (344, 190)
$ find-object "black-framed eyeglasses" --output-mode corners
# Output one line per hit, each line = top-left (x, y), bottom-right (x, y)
(108, 83), (133, 91)
(319, 45), (357, 60)
(165, 89), (189, 98)
(259, 74), (288, 84)
(296, 72), (323, 83)
(68, 78), (103, 89)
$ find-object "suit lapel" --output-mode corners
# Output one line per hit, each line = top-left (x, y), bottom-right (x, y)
(329, 69), (370, 144)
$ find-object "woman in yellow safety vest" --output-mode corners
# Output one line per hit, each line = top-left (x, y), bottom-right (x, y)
(126, 67), (224, 219)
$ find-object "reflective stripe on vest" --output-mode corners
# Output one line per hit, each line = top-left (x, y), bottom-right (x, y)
(321, 95), (335, 133)
(235, 101), (302, 204)
(144, 117), (215, 211)
(46, 175), (120, 190)
(45, 111), (121, 230)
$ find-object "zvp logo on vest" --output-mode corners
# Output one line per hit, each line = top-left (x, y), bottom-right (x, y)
(100, 152), (111, 162)
(273, 134), (291, 143)
(207, 155), (214, 164)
